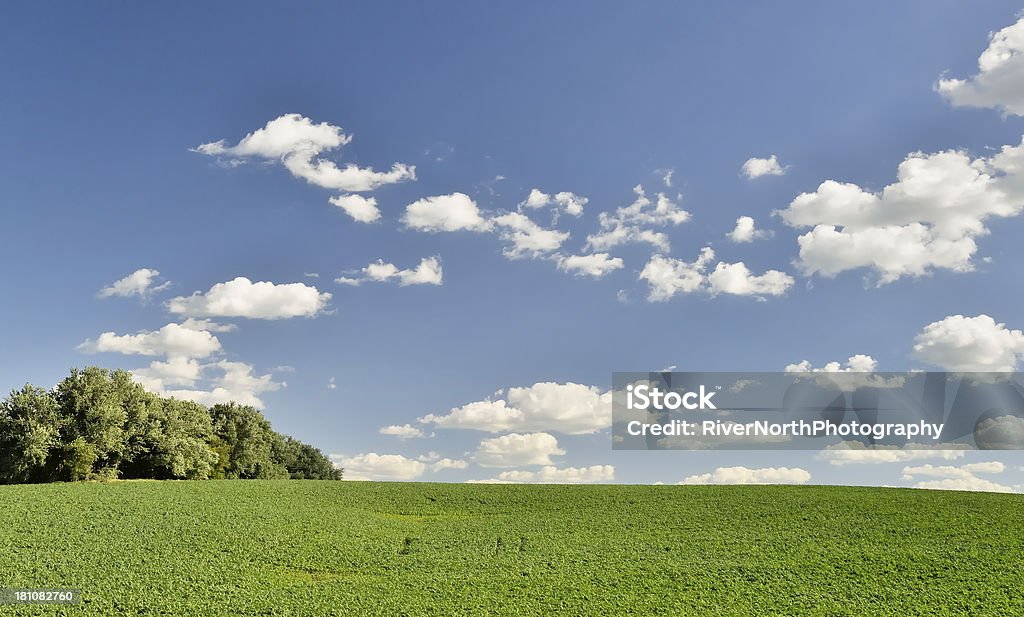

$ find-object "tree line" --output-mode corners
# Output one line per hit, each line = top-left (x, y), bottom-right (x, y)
(0, 367), (341, 484)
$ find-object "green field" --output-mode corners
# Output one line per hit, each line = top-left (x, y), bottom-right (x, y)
(0, 481), (1021, 615)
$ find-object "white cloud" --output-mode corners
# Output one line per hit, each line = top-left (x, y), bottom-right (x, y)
(520, 189), (588, 217)
(483, 465), (615, 484)
(817, 442), (968, 466)
(776, 141), (1024, 283)
(329, 194), (380, 223)
(149, 360), (285, 409)
(193, 113), (415, 192)
(937, 18), (1024, 116)
(741, 155), (787, 179)
(77, 322), (221, 359)
(179, 318), (237, 333)
(98, 268), (170, 300)
(131, 356), (203, 391)
(335, 257), (443, 287)
(657, 168), (674, 188)
(912, 477), (1015, 492)
(419, 382), (612, 435)
(473, 432), (565, 467)
(727, 216), (772, 242)
(331, 453), (427, 481)
(586, 185), (690, 252)
(639, 247), (792, 301)
(402, 193), (492, 232)
(706, 262), (793, 297)
(379, 424), (428, 440)
(167, 277), (331, 319)
(902, 461), (1013, 493)
(555, 253), (624, 278)
(430, 458), (468, 472)
(785, 354), (879, 374)
(784, 355), (906, 391)
(639, 248), (714, 301)
(902, 462), (1005, 480)
(492, 212), (569, 258)
(679, 466), (811, 485)
(327, 377), (337, 390)
(912, 314), (1024, 372)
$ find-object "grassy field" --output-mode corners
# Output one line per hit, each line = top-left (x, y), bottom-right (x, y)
(0, 481), (1021, 615)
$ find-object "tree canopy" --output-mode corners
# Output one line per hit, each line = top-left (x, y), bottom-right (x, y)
(0, 367), (341, 484)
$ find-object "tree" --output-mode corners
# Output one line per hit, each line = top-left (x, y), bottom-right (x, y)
(273, 435), (342, 480)
(121, 397), (218, 480)
(53, 367), (133, 479)
(0, 385), (62, 483)
(209, 403), (288, 479)
(0, 367), (341, 484)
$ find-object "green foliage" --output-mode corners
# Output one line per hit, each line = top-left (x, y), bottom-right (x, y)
(0, 482), (1019, 615)
(273, 435), (342, 480)
(0, 385), (62, 483)
(0, 367), (338, 484)
(210, 403), (288, 479)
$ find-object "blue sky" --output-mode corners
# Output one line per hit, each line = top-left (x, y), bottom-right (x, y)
(3, 2), (1024, 489)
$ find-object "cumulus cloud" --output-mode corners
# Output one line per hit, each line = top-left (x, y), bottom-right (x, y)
(937, 18), (1024, 116)
(492, 212), (569, 258)
(902, 461), (1013, 493)
(419, 382), (612, 435)
(912, 314), (1024, 372)
(520, 189), (588, 217)
(679, 466), (811, 485)
(402, 193), (492, 232)
(141, 360), (285, 409)
(335, 257), (443, 287)
(727, 216), (773, 242)
(554, 253), (624, 278)
(586, 185), (691, 252)
(741, 155), (787, 179)
(131, 356), (203, 391)
(477, 465), (615, 484)
(776, 140), (1024, 283)
(98, 268), (170, 300)
(639, 248), (714, 301)
(193, 113), (415, 192)
(639, 247), (793, 301)
(329, 194), (380, 223)
(706, 262), (794, 297)
(902, 461), (1005, 479)
(429, 458), (467, 472)
(379, 424), (428, 440)
(784, 354), (880, 374)
(473, 432), (565, 467)
(331, 453), (427, 481)
(167, 277), (331, 319)
(817, 442), (969, 466)
(77, 322), (221, 358)
(179, 318), (237, 333)
(912, 477), (1015, 492)
(784, 355), (906, 391)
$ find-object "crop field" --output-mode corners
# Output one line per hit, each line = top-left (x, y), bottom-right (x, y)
(0, 481), (1021, 615)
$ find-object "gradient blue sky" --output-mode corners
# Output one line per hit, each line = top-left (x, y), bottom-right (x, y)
(3, 2), (1024, 489)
